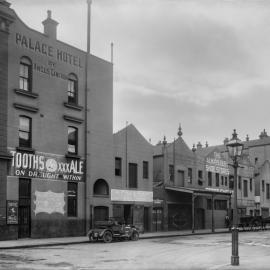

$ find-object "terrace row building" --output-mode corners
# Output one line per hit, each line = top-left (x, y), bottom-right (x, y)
(1, 1), (270, 241)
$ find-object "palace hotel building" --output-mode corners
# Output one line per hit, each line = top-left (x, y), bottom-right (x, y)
(0, 1), (115, 240)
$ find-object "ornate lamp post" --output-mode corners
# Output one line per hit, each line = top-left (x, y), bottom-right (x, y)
(226, 129), (244, 266)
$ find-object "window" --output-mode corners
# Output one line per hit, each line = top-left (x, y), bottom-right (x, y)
(19, 116), (32, 148)
(238, 176), (242, 190)
(188, 168), (192, 183)
(216, 173), (219, 187)
(225, 176), (228, 186)
(93, 179), (109, 196)
(169, 165), (174, 182)
(68, 126), (78, 154)
(129, 163), (137, 188)
(243, 180), (248, 197)
(267, 184), (270, 199)
(262, 180), (265, 192)
(229, 175), (234, 189)
(250, 178), (253, 192)
(68, 74), (78, 104)
(143, 161), (149, 179)
(198, 170), (203, 186)
(67, 182), (77, 217)
(208, 172), (212, 186)
(221, 176), (224, 185)
(214, 200), (227, 210)
(19, 57), (32, 91)
(115, 157), (122, 176)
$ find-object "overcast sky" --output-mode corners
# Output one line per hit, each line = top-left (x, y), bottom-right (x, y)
(9, 0), (270, 147)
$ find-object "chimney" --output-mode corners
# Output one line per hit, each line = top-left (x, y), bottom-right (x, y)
(42, 10), (58, 39)
(259, 129), (268, 139)
(197, 141), (202, 149)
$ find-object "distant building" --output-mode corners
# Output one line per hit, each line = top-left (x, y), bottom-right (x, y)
(153, 126), (232, 232)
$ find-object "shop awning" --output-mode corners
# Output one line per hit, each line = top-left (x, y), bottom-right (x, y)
(165, 185), (232, 196)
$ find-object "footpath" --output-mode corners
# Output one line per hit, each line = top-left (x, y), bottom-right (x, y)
(0, 228), (229, 250)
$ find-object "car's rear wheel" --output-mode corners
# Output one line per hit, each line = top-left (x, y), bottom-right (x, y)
(103, 231), (113, 243)
(131, 231), (139, 241)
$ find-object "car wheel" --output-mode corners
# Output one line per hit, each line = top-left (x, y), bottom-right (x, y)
(103, 231), (113, 243)
(131, 231), (139, 241)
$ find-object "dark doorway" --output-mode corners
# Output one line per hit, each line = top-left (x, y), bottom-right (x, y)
(144, 207), (149, 232)
(18, 178), (31, 238)
(124, 204), (133, 224)
(195, 208), (205, 229)
(94, 206), (109, 222)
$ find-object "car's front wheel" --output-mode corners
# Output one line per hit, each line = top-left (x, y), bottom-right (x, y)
(103, 231), (113, 243)
(131, 231), (139, 241)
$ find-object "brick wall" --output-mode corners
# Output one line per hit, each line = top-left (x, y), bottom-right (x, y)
(0, 20), (11, 237)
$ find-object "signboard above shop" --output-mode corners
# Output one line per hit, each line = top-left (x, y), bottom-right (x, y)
(9, 150), (84, 182)
(205, 151), (229, 175)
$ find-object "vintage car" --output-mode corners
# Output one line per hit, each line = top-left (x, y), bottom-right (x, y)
(87, 218), (140, 243)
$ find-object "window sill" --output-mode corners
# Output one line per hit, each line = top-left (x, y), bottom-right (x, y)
(63, 115), (84, 124)
(0, 152), (13, 160)
(13, 103), (39, 113)
(64, 102), (83, 111)
(93, 194), (109, 198)
(14, 89), (39, 98)
(65, 153), (81, 159)
(16, 147), (35, 153)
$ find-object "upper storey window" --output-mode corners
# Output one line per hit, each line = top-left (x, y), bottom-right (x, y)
(68, 126), (78, 155)
(19, 116), (32, 148)
(68, 74), (78, 105)
(19, 57), (32, 92)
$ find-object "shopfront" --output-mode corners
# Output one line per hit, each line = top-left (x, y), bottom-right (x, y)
(111, 189), (153, 232)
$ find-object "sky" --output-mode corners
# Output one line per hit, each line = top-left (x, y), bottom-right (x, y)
(9, 0), (270, 148)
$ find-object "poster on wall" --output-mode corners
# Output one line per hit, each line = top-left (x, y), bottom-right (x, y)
(34, 190), (65, 215)
(8, 149), (84, 182)
(6, 200), (18, 225)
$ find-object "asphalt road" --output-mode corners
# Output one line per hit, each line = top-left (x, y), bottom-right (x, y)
(0, 231), (270, 270)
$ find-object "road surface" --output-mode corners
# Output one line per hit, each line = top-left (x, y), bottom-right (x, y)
(0, 231), (270, 269)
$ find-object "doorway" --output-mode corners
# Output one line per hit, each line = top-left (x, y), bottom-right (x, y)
(18, 178), (31, 238)
(124, 205), (133, 224)
(152, 207), (163, 232)
(94, 206), (109, 222)
(144, 207), (149, 232)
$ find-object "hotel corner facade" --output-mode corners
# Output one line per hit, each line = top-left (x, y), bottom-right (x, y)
(0, 1), (113, 240)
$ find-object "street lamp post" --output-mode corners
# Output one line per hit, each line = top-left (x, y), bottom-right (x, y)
(226, 129), (244, 266)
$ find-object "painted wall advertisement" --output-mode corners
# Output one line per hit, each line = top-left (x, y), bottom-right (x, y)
(34, 191), (65, 215)
(9, 150), (84, 182)
(205, 151), (229, 175)
(6, 200), (18, 225)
